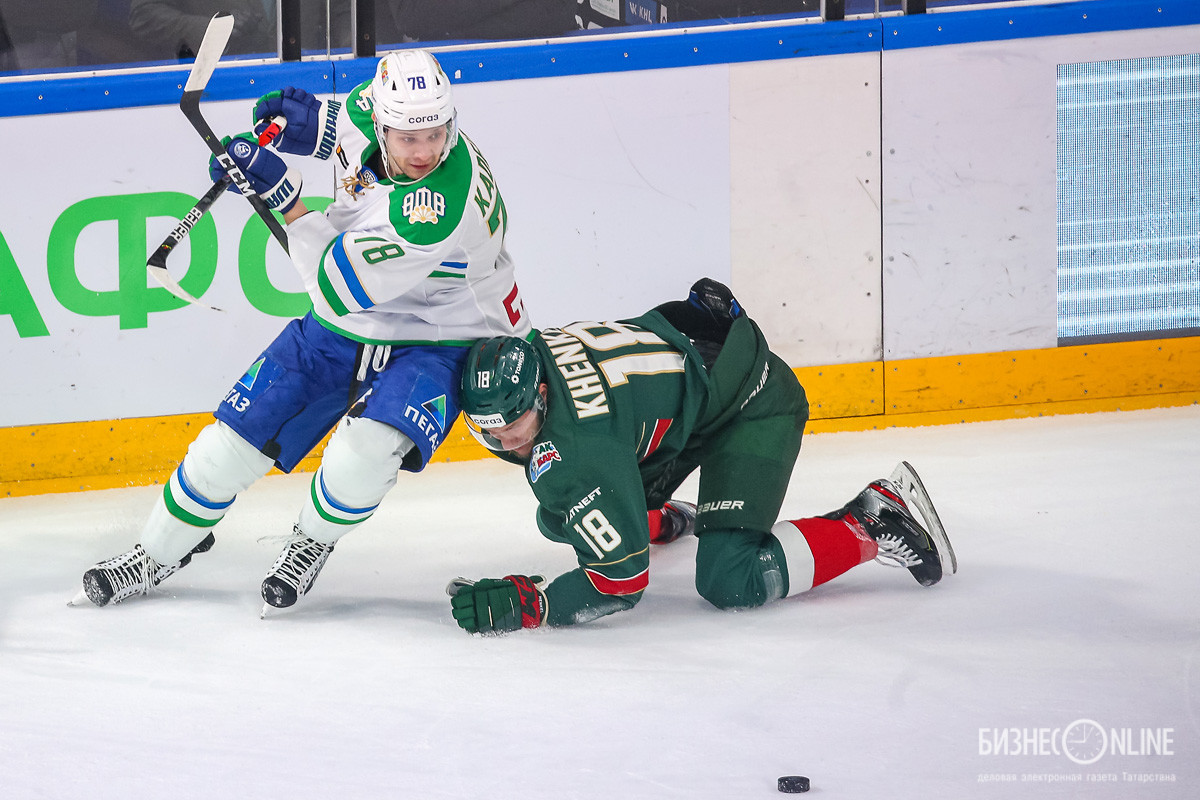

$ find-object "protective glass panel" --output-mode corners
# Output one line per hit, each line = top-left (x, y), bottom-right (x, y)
(1056, 53), (1200, 344)
(0, 0), (281, 74)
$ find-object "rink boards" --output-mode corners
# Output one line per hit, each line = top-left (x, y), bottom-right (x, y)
(1, 0), (1198, 495)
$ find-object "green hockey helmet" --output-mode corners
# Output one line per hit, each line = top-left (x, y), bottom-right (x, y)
(460, 336), (547, 452)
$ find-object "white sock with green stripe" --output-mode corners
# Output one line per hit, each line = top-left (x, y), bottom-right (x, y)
(141, 421), (274, 564)
(297, 417), (413, 544)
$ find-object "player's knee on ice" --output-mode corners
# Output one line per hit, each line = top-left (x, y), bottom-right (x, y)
(694, 529), (786, 610)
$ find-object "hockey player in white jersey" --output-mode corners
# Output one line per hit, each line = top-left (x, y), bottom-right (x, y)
(78, 49), (531, 612)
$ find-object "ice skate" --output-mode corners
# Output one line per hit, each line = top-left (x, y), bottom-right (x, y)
(78, 532), (215, 607)
(650, 500), (698, 544)
(836, 463), (955, 586)
(888, 460), (957, 576)
(261, 526), (335, 612)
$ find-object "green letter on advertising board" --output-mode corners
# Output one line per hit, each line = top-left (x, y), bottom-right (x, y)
(47, 193), (218, 329)
(238, 196), (331, 317)
(0, 229), (50, 337)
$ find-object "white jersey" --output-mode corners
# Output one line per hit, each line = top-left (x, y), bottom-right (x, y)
(287, 80), (530, 345)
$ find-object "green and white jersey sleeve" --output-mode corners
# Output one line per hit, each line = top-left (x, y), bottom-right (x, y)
(286, 79), (530, 346)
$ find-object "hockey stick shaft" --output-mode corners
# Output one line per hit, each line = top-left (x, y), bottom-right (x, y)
(181, 13), (290, 254)
(147, 174), (232, 270)
(145, 175), (232, 311)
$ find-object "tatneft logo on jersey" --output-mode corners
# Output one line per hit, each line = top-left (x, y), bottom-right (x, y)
(566, 486), (602, 523)
(403, 187), (446, 224)
(529, 441), (561, 483)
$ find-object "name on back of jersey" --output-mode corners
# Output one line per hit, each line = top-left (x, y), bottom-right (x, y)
(541, 328), (610, 419)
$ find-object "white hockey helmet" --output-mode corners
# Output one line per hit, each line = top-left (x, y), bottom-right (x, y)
(371, 49), (458, 171)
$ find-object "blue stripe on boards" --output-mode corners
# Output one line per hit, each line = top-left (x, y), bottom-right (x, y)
(883, 0), (1200, 51)
(0, 59), (333, 118)
(2, 1), (1196, 118)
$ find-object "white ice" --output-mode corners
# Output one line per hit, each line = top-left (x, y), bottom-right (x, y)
(1, 406), (1197, 799)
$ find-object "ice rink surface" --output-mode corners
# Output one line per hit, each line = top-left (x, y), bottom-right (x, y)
(1, 406), (1197, 799)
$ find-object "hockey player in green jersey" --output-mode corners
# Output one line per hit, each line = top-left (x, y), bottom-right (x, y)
(448, 279), (957, 633)
(79, 50), (531, 614)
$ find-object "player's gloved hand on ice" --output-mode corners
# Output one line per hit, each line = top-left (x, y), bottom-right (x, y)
(447, 575), (546, 634)
(208, 134), (303, 213)
(253, 88), (340, 158)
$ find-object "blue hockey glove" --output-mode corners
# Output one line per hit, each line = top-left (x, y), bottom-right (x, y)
(447, 575), (547, 634)
(252, 88), (341, 159)
(208, 134), (303, 213)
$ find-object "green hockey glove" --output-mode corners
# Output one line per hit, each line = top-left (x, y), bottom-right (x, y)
(447, 575), (546, 634)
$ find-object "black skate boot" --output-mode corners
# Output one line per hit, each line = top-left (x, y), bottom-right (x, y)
(81, 532), (216, 607)
(651, 500), (698, 545)
(833, 473), (949, 587)
(261, 526), (335, 610)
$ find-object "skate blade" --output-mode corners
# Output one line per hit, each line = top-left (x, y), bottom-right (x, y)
(890, 460), (958, 576)
(260, 602), (296, 619)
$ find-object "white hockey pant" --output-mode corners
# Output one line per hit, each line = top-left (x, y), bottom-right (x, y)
(141, 420), (274, 564)
(298, 416), (414, 545)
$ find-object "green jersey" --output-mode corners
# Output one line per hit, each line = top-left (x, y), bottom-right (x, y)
(480, 290), (808, 627)
(502, 311), (709, 624)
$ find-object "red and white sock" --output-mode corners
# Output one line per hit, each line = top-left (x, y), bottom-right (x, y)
(769, 513), (879, 594)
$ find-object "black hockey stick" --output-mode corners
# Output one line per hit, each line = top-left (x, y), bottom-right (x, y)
(146, 174), (232, 311)
(181, 13), (290, 254)
(145, 114), (286, 300)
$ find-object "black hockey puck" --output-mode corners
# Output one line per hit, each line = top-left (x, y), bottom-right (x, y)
(777, 775), (810, 793)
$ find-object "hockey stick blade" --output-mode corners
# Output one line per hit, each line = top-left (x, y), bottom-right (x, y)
(146, 175), (231, 311)
(180, 13), (290, 254)
(890, 461), (958, 576)
(184, 13), (233, 92)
